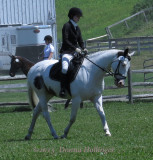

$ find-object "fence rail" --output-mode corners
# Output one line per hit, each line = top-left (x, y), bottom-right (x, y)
(85, 36), (153, 55)
(128, 68), (153, 103)
(143, 58), (153, 82)
(0, 68), (153, 106)
(0, 75), (26, 81)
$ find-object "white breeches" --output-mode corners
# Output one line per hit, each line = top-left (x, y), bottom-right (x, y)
(62, 54), (74, 74)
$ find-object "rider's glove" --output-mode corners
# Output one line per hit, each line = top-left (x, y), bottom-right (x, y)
(75, 48), (81, 54)
(83, 48), (88, 55)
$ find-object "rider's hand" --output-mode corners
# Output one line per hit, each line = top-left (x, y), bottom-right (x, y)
(75, 48), (81, 54)
(83, 48), (88, 54)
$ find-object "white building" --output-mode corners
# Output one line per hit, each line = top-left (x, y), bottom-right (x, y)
(0, 0), (57, 70)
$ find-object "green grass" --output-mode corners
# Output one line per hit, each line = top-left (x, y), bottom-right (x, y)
(0, 92), (28, 103)
(0, 79), (28, 103)
(0, 79), (26, 85)
(125, 21), (153, 37)
(55, 0), (140, 40)
(56, 0), (153, 40)
(0, 101), (153, 159)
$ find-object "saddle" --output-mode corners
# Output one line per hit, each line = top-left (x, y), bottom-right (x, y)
(49, 54), (84, 95)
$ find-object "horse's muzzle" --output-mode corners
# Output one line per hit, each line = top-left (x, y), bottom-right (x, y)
(9, 72), (15, 77)
(114, 79), (125, 87)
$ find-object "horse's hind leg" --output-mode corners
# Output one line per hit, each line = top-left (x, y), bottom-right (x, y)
(25, 104), (41, 140)
(93, 95), (111, 136)
(35, 76), (58, 139)
(61, 97), (81, 138)
(41, 105), (58, 139)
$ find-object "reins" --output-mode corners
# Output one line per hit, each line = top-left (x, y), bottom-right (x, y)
(84, 56), (114, 76)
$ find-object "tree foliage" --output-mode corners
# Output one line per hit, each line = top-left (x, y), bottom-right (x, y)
(132, 0), (153, 13)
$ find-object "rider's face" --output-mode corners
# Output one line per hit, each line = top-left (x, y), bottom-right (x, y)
(73, 15), (81, 23)
(45, 40), (49, 45)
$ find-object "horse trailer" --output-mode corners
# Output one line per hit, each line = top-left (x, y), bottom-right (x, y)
(0, 0), (57, 71)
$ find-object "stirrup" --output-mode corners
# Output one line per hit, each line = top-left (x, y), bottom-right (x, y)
(59, 89), (66, 97)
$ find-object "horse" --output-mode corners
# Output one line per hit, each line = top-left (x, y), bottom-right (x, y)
(9, 55), (34, 77)
(21, 48), (134, 140)
(9, 55), (73, 110)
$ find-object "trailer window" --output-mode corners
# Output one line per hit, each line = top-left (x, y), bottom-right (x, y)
(11, 35), (16, 44)
(2, 37), (5, 46)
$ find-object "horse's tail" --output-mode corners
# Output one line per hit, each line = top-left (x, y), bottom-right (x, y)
(27, 82), (39, 109)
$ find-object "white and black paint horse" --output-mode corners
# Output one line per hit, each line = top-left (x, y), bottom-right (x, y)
(13, 49), (135, 139)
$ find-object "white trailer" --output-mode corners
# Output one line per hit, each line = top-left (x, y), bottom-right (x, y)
(0, 0), (57, 71)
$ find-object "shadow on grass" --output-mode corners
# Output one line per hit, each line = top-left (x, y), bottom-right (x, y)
(13, 106), (32, 112)
(5, 137), (64, 143)
(133, 99), (153, 103)
(0, 105), (32, 113)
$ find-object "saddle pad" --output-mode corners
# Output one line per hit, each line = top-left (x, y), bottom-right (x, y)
(49, 55), (84, 83)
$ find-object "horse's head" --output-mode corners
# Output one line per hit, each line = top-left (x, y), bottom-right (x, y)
(9, 55), (22, 77)
(111, 48), (135, 87)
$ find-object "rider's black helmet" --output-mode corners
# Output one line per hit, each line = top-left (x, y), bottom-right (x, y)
(44, 35), (52, 42)
(68, 7), (83, 19)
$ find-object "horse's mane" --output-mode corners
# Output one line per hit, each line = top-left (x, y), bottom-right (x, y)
(88, 49), (124, 59)
(16, 56), (35, 66)
(88, 51), (106, 58)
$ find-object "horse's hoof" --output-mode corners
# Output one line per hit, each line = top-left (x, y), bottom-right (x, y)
(60, 134), (67, 139)
(52, 132), (59, 139)
(25, 135), (31, 140)
(105, 133), (111, 137)
(54, 135), (59, 139)
(105, 130), (111, 137)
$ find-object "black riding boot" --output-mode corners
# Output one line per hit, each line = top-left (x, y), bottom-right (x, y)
(59, 73), (67, 97)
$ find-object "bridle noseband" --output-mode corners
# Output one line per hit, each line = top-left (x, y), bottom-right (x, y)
(113, 60), (127, 80)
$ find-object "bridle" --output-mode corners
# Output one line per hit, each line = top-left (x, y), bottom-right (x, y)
(85, 56), (114, 76)
(113, 60), (127, 80)
(85, 55), (129, 80)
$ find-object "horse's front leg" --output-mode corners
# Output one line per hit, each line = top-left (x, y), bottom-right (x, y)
(25, 104), (41, 140)
(61, 97), (81, 138)
(93, 95), (111, 136)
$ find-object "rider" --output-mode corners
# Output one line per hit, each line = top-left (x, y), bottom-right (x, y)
(43, 35), (54, 60)
(59, 7), (88, 97)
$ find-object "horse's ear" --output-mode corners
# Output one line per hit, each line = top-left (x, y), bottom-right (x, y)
(129, 51), (135, 57)
(124, 48), (129, 57)
(8, 54), (15, 59)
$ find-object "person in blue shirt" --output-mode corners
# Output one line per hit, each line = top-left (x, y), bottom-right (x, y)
(43, 35), (54, 60)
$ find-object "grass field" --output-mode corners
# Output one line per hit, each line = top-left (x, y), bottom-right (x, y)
(56, 0), (153, 40)
(55, 0), (140, 40)
(0, 100), (153, 160)
(1, 53), (153, 160)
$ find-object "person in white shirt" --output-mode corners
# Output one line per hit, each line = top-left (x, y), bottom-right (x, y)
(43, 35), (54, 60)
